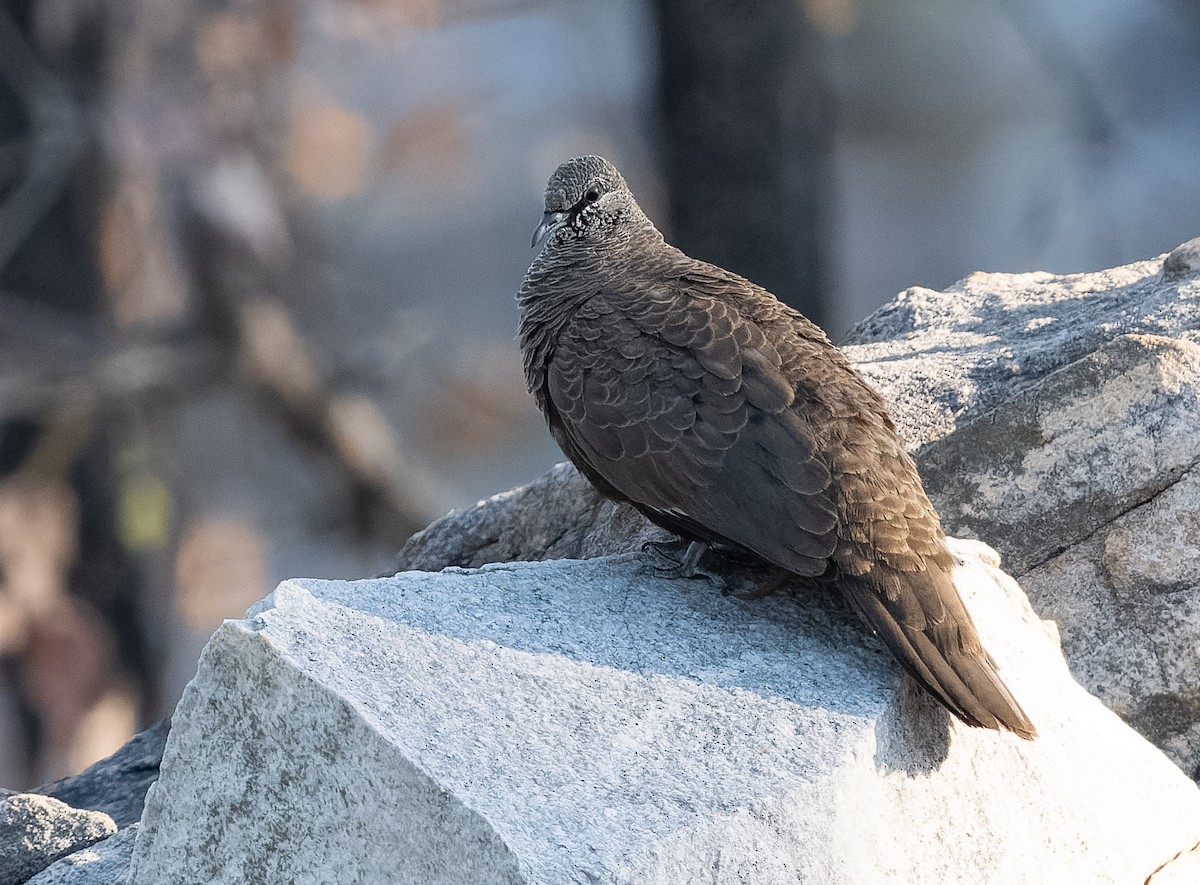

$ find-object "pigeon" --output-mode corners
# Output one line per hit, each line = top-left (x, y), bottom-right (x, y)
(517, 155), (1035, 738)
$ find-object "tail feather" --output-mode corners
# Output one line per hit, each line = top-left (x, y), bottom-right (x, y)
(839, 566), (1037, 739)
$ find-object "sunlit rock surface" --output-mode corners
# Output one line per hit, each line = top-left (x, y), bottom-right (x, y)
(127, 542), (1200, 883)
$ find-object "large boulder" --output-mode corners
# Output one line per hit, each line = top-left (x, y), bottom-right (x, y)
(856, 240), (1200, 777)
(128, 543), (1200, 883)
(398, 239), (1200, 776)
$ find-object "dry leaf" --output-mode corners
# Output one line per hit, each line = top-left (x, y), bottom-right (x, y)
(286, 100), (373, 199)
(175, 517), (267, 630)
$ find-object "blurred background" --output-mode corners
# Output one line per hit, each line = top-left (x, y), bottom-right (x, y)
(1, 0), (1197, 789)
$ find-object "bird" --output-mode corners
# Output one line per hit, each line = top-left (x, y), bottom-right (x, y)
(517, 155), (1035, 738)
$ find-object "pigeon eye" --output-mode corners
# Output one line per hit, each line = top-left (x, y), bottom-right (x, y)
(585, 188), (600, 203)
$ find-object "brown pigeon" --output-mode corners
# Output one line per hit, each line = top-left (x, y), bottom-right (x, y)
(517, 155), (1035, 738)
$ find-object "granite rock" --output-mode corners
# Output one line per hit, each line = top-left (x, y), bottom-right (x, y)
(127, 544), (1200, 883)
(26, 824), (139, 885)
(0, 793), (116, 884)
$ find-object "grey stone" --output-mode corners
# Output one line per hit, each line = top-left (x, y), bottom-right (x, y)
(26, 824), (138, 885)
(127, 547), (1200, 883)
(394, 461), (664, 572)
(0, 794), (117, 884)
(1163, 236), (1200, 279)
(916, 333), (1200, 574)
(864, 254), (1200, 774)
(842, 253), (1200, 449)
(1019, 466), (1200, 778)
(34, 720), (168, 828)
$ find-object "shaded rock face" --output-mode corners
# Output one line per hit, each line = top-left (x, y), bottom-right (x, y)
(0, 721), (164, 885)
(0, 719), (167, 885)
(128, 548), (1200, 883)
(395, 461), (663, 571)
(1163, 235), (1200, 280)
(0, 722), (169, 885)
(26, 825), (139, 885)
(34, 719), (169, 829)
(399, 246), (1200, 777)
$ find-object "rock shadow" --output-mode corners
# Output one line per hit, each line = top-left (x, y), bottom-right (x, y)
(871, 679), (953, 776)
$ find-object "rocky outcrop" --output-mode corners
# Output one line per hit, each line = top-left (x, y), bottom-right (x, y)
(9, 243), (1200, 882)
(128, 543), (1200, 883)
(399, 240), (1200, 777)
(852, 242), (1200, 777)
(0, 721), (167, 884)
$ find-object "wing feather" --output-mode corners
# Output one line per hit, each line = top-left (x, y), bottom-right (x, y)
(546, 290), (837, 576)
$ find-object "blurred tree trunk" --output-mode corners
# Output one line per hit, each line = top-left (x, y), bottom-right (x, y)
(0, 0), (438, 788)
(651, 0), (834, 328)
(0, 0), (148, 788)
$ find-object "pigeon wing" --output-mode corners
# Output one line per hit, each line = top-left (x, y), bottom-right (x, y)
(544, 285), (838, 576)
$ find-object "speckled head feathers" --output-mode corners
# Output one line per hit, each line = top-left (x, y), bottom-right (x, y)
(543, 156), (628, 213)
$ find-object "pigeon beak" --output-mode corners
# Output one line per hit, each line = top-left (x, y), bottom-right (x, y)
(532, 211), (568, 249)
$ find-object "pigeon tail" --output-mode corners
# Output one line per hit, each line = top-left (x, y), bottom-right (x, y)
(838, 565), (1037, 739)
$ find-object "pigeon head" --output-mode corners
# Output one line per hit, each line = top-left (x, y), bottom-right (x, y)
(531, 156), (638, 250)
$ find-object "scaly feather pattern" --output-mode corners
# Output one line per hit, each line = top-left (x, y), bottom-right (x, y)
(518, 156), (1035, 738)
